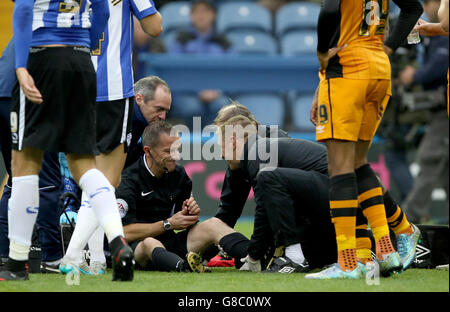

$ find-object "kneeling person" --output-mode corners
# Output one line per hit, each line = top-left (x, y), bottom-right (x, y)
(116, 121), (249, 272)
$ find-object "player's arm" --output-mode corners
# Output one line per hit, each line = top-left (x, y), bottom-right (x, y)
(123, 221), (166, 243)
(123, 213), (198, 242)
(247, 204), (274, 262)
(139, 12), (163, 37)
(414, 0), (449, 38)
(90, 0), (110, 51)
(316, 0), (347, 70)
(215, 168), (252, 228)
(438, 0), (449, 32)
(316, 0), (340, 54)
(384, 0), (423, 54)
(415, 20), (449, 36)
(131, 0), (163, 37)
(13, 0), (43, 104)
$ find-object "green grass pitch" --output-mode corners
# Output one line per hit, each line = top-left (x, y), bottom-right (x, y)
(0, 221), (448, 292)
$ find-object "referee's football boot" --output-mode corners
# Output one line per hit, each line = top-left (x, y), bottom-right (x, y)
(59, 258), (92, 275)
(110, 236), (135, 281)
(377, 251), (403, 277)
(304, 263), (363, 280)
(396, 224), (421, 271)
(263, 256), (310, 274)
(185, 251), (210, 273)
(0, 259), (29, 281)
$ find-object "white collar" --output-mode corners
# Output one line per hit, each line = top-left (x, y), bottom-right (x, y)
(143, 155), (155, 177)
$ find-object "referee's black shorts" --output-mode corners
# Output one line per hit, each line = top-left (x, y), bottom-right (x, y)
(10, 46), (97, 155)
(130, 230), (190, 271)
(96, 97), (134, 155)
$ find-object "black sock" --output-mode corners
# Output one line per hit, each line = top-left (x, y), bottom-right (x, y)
(202, 244), (219, 261)
(6, 258), (27, 272)
(219, 232), (250, 268)
(109, 235), (127, 257)
(382, 190), (399, 220)
(151, 247), (184, 272)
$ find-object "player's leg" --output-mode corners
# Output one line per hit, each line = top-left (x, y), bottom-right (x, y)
(326, 139), (360, 270)
(307, 78), (366, 279)
(87, 142), (129, 274)
(355, 209), (372, 265)
(83, 98), (133, 274)
(355, 80), (402, 275)
(36, 152), (65, 273)
(187, 217), (249, 268)
(253, 168), (317, 272)
(0, 148), (43, 281)
(65, 153), (134, 281)
(135, 236), (191, 272)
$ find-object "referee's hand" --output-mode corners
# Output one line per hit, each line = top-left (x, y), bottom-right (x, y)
(169, 210), (198, 230)
(183, 197), (201, 216)
(16, 68), (43, 104)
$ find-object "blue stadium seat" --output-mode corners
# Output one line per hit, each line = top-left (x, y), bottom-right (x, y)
(291, 94), (316, 131)
(217, 2), (272, 34)
(276, 2), (320, 36)
(160, 31), (179, 50)
(227, 31), (278, 55)
(281, 31), (317, 55)
(235, 94), (285, 126)
(160, 2), (192, 34)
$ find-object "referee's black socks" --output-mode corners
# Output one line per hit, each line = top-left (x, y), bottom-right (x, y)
(151, 247), (185, 272)
(218, 232), (250, 269)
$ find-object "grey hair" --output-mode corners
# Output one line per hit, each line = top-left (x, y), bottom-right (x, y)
(134, 76), (170, 102)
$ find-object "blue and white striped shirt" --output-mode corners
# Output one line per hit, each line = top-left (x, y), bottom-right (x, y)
(13, 0), (109, 68)
(31, 0), (93, 48)
(91, 0), (157, 102)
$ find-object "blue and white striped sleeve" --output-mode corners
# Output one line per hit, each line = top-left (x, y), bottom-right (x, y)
(13, 0), (34, 69)
(90, 0), (110, 51)
(130, 0), (158, 20)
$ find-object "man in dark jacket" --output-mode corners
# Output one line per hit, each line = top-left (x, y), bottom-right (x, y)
(117, 120), (250, 272)
(210, 103), (420, 275)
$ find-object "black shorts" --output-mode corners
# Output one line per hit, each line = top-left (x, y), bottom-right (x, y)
(11, 46), (98, 155)
(131, 230), (190, 270)
(96, 98), (134, 154)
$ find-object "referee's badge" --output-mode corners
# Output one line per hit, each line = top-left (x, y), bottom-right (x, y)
(117, 198), (129, 218)
(10, 112), (18, 133)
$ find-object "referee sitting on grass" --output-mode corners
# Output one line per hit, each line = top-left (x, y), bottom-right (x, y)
(116, 121), (250, 272)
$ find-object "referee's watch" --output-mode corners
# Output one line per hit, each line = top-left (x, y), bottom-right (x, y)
(163, 219), (172, 231)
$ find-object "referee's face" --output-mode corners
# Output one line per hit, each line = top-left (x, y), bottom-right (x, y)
(153, 133), (181, 173)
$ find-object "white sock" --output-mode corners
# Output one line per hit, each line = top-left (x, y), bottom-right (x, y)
(88, 226), (106, 264)
(79, 169), (124, 242)
(64, 192), (98, 263)
(8, 175), (39, 261)
(285, 243), (305, 265)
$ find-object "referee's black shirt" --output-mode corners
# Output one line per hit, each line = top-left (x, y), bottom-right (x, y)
(116, 155), (192, 226)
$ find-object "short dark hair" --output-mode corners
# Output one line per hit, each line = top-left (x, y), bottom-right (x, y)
(192, 0), (217, 12)
(214, 100), (259, 126)
(142, 120), (173, 149)
(134, 76), (170, 103)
